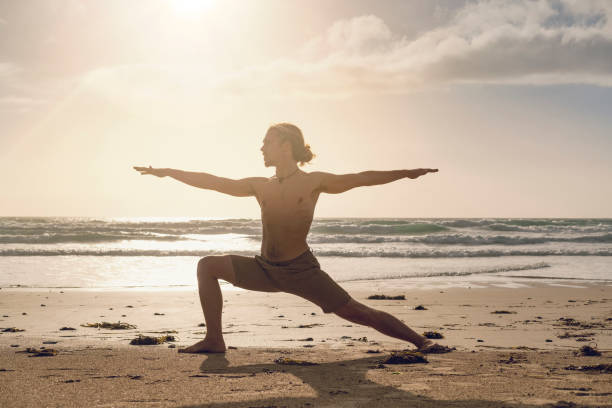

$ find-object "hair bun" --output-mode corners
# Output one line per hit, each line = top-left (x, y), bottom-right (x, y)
(300, 144), (314, 163)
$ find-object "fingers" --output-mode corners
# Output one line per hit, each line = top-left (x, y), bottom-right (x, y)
(133, 166), (153, 175)
(414, 168), (438, 178)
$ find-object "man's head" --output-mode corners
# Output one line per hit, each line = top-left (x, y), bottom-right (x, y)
(261, 123), (315, 168)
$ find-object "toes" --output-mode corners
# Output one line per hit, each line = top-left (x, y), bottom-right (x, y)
(176, 339), (226, 354)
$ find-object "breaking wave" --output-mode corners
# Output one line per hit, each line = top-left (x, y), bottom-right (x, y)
(2, 248), (611, 257)
(337, 262), (552, 282)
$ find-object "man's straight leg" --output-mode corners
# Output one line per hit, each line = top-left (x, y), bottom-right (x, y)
(333, 298), (432, 350)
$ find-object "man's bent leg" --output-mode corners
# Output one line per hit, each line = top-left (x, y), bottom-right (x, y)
(179, 255), (236, 354)
(334, 299), (433, 349)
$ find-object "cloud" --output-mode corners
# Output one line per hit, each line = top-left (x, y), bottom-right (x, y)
(75, 0), (612, 105)
(77, 63), (238, 125)
(0, 95), (46, 113)
(0, 62), (58, 113)
(300, 15), (393, 58)
(0, 62), (28, 113)
(0, 62), (20, 77)
(213, 0), (612, 96)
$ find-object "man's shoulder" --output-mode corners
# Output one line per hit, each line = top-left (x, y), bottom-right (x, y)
(244, 176), (271, 184)
(305, 171), (332, 179)
(239, 177), (270, 193)
(301, 171), (333, 192)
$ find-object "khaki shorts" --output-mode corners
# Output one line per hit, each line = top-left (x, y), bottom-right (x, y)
(229, 249), (351, 313)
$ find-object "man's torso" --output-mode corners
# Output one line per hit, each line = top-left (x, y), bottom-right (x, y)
(253, 171), (321, 261)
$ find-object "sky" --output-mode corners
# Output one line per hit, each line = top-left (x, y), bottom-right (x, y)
(1, 0), (611, 218)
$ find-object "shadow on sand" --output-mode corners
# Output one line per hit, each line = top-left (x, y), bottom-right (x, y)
(178, 352), (598, 408)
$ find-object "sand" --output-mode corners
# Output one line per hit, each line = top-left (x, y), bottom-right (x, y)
(1, 283), (611, 407)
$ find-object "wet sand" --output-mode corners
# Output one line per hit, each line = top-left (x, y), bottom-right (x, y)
(1, 283), (611, 407)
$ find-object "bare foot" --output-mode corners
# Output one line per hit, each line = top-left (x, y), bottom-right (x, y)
(415, 339), (435, 353)
(178, 338), (226, 354)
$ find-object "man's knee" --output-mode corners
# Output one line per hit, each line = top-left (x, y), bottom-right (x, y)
(197, 256), (222, 279)
(197, 255), (234, 282)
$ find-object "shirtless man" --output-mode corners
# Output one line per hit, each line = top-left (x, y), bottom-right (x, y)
(134, 123), (441, 354)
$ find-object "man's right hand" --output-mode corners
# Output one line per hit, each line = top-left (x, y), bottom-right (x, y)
(133, 166), (168, 178)
(406, 168), (438, 179)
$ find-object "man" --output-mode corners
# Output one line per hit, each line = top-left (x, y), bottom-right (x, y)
(134, 123), (443, 354)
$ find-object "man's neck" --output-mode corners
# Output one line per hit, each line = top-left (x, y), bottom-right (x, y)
(275, 162), (299, 179)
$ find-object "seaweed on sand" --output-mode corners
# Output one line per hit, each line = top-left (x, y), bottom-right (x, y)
(416, 344), (456, 354)
(367, 294), (406, 300)
(423, 331), (444, 339)
(274, 357), (318, 366)
(81, 321), (136, 330)
(558, 331), (595, 339)
(556, 317), (605, 330)
(129, 334), (176, 345)
(575, 344), (601, 356)
(381, 351), (428, 364)
(281, 323), (323, 329)
(564, 364), (612, 373)
(499, 354), (527, 364)
(19, 347), (58, 357)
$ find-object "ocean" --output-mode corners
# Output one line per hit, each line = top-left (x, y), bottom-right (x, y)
(1, 217), (611, 290)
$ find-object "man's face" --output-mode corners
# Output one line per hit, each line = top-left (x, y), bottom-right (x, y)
(260, 131), (286, 167)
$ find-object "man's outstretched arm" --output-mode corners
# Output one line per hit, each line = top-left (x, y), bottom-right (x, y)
(315, 168), (438, 194)
(133, 166), (264, 197)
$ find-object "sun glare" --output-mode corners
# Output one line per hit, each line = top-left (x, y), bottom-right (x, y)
(169, 0), (215, 18)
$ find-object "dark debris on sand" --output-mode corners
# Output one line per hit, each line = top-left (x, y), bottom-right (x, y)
(2, 327), (25, 332)
(416, 344), (456, 354)
(423, 331), (444, 339)
(81, 321), (137, 330)
(564, 364), (612, 373)
(381, 351), (428, 365)
(18, 347), (58, 357)
(547, 402), (579, 408)
(499, 354), (528, 364)
(281, 323), (323, 329)
(367, 294), (406, 300)
(129, 334), (176, 345)
(575, 345), (601, 356)
(274, 357), (318, 366)
(558, 331), (595, 339)
(556, 317), (605, 330)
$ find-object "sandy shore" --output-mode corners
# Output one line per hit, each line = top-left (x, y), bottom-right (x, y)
(1, 283), (611, 407)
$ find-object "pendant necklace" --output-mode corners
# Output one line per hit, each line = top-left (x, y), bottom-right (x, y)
(276, 168), (299, 183)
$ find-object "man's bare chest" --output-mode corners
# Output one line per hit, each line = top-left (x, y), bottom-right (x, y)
(257, 180), (319, 216)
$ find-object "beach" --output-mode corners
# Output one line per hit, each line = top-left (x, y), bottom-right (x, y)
(2, 282), (611, 407)
(3, 0), (612, 404)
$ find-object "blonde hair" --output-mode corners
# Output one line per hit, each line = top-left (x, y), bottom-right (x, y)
(268, 123), (315, 166)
